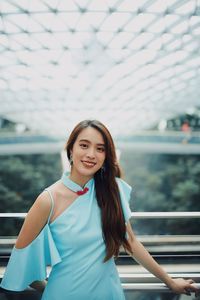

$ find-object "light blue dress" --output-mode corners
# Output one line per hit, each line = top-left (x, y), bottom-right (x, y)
(0, 174), (132, 300)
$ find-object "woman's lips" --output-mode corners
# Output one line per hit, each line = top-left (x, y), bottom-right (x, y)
(81, 161), (96, 168)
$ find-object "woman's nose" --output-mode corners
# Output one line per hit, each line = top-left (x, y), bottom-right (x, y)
(86, 148), (95, 158)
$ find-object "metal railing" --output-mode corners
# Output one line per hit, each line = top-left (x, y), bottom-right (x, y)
(131, 211), (200, 219)
(1, 211), (200, 219)
(1, 212), (200, 251)
(122, 282), (200, 292)
(0, 212), (200, 296)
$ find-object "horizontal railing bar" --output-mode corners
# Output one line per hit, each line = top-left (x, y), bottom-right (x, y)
(0, 213), (26, 218)
(0, 284), (200, 293)
(131, 212), (200, 219)
(0, 212), (200, 219)
(120, 273), (200, 278)
(1, 235), (200, 242)
(122, 282), (200, 291)
(0, 271), (199, 279)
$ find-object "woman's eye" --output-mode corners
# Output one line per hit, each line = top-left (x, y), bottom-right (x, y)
(80, 143), (88, 148)
(97, 147), (105, 152)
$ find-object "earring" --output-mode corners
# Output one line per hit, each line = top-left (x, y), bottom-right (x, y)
(69, 154), (73, 165)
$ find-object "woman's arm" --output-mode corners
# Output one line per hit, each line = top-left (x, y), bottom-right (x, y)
(15, 191), (51, 249)
(126, 221), (199, 296)
(15, 191), (52, 292)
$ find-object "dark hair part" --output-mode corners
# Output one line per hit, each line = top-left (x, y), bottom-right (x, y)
(65, 120), (133, 262)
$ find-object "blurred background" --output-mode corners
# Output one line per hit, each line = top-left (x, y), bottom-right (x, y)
(0, 0), (200, 299)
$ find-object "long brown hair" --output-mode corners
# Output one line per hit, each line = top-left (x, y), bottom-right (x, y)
(65, 120), (133, 262)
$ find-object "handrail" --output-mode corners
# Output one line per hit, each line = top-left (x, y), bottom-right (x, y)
(0, 213), (27, 218)
(0, 282), (199, 293)
(0, 212), (200, 219)
(120, 273), (200, 281)
(131, 211), (200, 219)
(122, 282), (200, 291)
(1, 212), (199, 295)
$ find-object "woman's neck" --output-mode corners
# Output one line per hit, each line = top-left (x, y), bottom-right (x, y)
(69, 170), (93, 188)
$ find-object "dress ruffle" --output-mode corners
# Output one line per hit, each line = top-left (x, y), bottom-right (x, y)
(0, 223), (62, 291)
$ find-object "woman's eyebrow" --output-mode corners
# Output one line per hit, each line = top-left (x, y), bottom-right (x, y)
(79, 139), (90, 143)
(79, 139), (105, 146)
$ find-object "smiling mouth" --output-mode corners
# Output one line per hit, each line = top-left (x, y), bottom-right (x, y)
(81, 161), (96, 167)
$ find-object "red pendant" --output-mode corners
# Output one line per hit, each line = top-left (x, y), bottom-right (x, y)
(76, 187), (89, 196)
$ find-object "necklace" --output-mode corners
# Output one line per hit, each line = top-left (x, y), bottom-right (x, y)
(61, 172), (90, 196)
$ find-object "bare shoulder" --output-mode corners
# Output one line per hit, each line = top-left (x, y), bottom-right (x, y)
(15, 190), (52, 249)
(34, 180), (62, 211)
(33, 190), (52, 214)
(49, 179), (73, 199)
(44, 180), (77, 224)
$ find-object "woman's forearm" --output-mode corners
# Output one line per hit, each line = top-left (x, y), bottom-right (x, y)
(130, 239), (174, 288)
(30, 280), (47, 292)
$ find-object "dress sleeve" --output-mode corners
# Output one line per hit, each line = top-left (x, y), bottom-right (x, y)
(0, 224), (62, 291)
(116, 177), (133, 223)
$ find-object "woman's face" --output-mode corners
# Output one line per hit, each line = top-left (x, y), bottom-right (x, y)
(70, 126), (106, 180)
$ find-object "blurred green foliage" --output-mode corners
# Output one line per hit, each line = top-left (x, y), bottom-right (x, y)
(0, 154), (62, 235)
(0, 152), (200, 236)
(120, 152), (200, 235)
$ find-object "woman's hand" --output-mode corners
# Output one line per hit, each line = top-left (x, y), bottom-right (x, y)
(125, 223), (200, 297)
(169, 278), (199, 297)
(30, 280), (47, 293)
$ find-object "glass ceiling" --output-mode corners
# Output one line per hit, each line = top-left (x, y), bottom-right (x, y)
(0, 0), (200, 137)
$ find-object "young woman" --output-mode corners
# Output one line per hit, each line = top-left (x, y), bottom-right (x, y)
(0, 120), (199, 299)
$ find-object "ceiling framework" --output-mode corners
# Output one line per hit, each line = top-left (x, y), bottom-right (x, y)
(0, 0), (200, 138)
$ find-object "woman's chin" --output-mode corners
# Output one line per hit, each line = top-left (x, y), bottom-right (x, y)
(76, 167), (97, 178)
